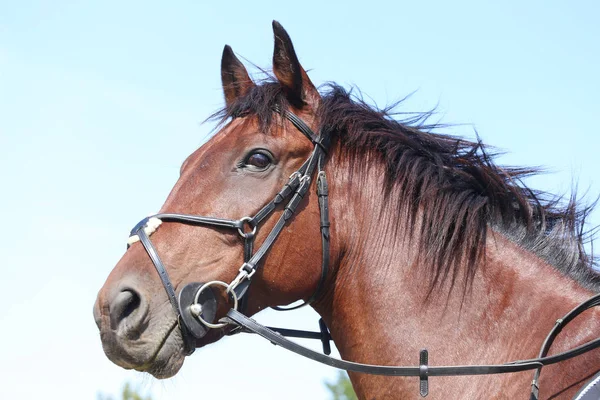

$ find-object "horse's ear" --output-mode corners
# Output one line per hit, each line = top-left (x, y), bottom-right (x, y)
(221, 45), (254, 107)
(272, 21), (320, 109)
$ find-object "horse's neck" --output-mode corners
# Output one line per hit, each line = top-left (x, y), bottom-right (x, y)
(315, 163), (600, 398)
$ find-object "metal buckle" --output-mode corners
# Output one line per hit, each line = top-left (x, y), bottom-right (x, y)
(289, 171), (302, 180)
(227, 263), (256, 294)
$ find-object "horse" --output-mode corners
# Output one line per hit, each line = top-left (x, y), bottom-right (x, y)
(93, 21), (600, 399)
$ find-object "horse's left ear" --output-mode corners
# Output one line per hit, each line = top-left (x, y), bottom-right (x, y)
(272, 21), (320, 109)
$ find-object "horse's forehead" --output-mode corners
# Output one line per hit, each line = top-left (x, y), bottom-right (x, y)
(195, 116), (305, 156)
(183, 118), (257, 164)
(211, 118), (258, 146)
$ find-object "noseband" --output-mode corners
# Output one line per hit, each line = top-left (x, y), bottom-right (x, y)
(127, 108), (600, 399)
(127, 107), (330, 353)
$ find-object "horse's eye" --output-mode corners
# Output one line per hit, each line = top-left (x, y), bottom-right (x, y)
(245, 152), (272, 169)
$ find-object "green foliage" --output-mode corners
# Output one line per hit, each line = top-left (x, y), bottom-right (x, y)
(97, 382), (153, 400)
(324, 372), (358, 400)
(121, 382), (152, 400)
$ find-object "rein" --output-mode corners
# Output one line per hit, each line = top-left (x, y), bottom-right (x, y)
(224, 294), (600, 398)
(127, 108), (600, 398)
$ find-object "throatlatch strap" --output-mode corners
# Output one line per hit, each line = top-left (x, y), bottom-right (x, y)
(273, 152), (330, 311)
(313, 163), (330, 301)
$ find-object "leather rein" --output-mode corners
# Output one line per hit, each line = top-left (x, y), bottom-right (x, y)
(127, 108), (600, 398)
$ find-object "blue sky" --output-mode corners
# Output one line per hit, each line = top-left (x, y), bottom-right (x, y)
(1, 1), (599, 399)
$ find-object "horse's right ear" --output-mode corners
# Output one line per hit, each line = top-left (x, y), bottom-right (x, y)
(272, 21), (320, 109)
(221, 45), (254, 107)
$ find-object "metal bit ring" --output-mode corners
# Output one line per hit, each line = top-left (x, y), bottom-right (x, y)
(192, 281), (238, 329)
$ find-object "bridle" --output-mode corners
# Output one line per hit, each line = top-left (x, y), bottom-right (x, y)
(127, 106), (331, 351)
(127, 108), (600, 399)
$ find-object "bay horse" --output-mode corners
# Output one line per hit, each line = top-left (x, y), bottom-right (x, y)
(93, 21), (600, 399)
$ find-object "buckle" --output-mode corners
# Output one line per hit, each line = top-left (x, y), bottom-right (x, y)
(227, 263), (256, 294)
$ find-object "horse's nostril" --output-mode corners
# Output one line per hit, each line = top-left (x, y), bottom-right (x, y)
(110, 289), (142, 330)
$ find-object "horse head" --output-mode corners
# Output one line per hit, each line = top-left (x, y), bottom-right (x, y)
(94, 21), (328, 378)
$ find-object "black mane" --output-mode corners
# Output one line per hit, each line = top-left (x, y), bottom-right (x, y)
(213, 80), (600, 292)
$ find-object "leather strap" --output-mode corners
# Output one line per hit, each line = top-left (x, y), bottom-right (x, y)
(224, 293), (600, 397)
(223, 307), (600, 377)
(154, 213), (243, 229)
(251, 173), (302, 225)
(136, 228), (178, 312)
(273, 105), (320, 145)
(273, 156), (330, 310)
(136, 227), (196, 355)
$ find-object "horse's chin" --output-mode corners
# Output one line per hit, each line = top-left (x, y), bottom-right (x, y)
(100, 317), (186, 379)
(141, 326), (229, 379)
(136, 326), (186, 379)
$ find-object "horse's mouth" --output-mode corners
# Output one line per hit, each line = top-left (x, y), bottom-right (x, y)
(133, 319), (186, 379)
(135, 320), (232, 379)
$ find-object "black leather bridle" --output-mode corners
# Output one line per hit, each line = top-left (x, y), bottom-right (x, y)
(128, 107), (331, 351)
(128, 108), (600, 399)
